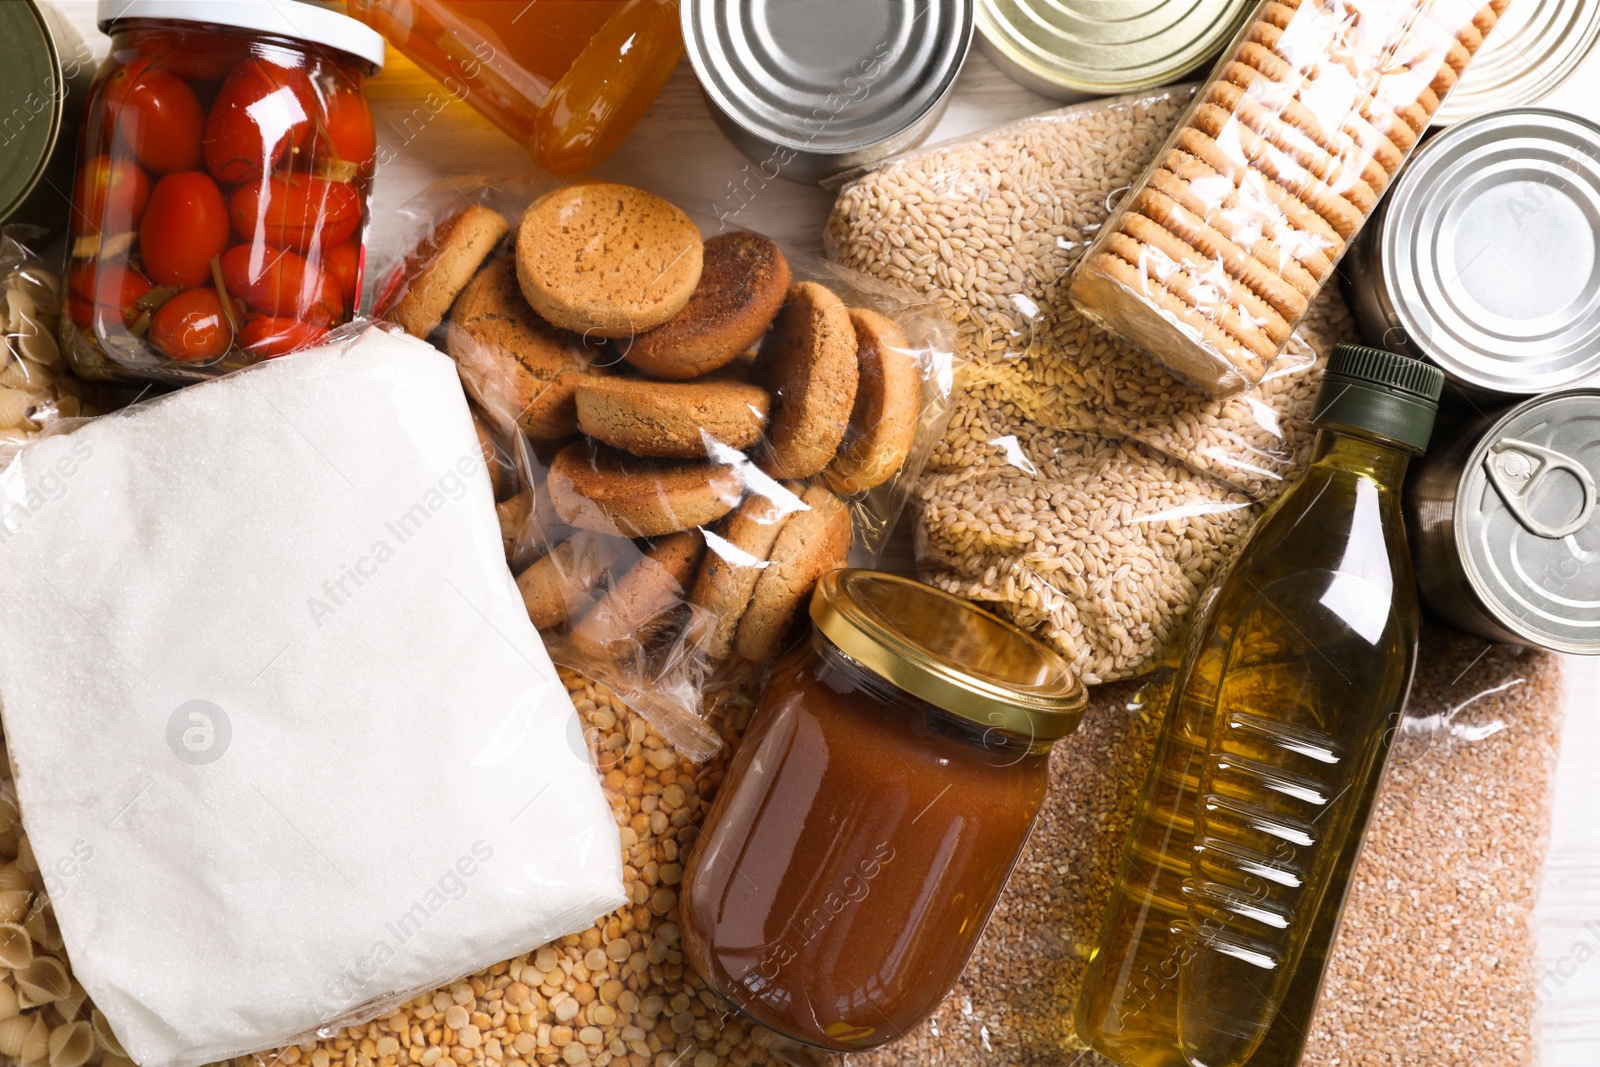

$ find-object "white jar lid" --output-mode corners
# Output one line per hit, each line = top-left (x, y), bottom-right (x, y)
(98, 0), (386, 70)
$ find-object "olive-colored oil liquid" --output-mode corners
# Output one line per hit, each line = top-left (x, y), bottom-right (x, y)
(1075, 429), (1422, 1067)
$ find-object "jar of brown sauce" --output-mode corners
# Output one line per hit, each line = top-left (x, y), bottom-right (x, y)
(680, 570), (1085, 1052)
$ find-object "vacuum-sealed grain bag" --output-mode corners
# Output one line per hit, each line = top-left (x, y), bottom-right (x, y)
(374, 177), (957, 759)
(1067, 0), (1511, 395)
(828, 89), (1361, 683)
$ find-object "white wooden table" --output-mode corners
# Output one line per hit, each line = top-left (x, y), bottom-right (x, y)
(49, 3), (1600, 1061)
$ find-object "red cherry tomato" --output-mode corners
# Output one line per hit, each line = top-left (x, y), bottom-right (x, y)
(102, 56), (204, 173)
(67, 261), (155, 329)
(204, 59), (318, 184)
(239, 314), (329, 358)
(220, 244), (343, 325)
(140, 171), (230, 288)
(228, 175), (362, 252)
(323, 240), (362, 307)
(314, 80), (376, 175)
(148, 288), (234, 362)
(71, 154), (151, 235)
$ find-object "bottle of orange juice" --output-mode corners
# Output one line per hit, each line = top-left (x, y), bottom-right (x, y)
(349, 0), (682, 174)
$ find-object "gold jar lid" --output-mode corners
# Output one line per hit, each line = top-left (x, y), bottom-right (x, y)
(810, 570), (1086, 741)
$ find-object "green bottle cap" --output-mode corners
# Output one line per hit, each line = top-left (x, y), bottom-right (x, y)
(1312, 344), (1445, 453)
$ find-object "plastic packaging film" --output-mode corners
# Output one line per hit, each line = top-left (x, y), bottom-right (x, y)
(834, 626), (1561, 1067)
(372, 176), (958, 760)
(0, 229), (89, 458)
(1066, 0), (1512, 397)
(827, 88), (1362, 684)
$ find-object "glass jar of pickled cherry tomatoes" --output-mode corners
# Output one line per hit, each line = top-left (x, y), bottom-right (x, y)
(60, 1), (385, 385)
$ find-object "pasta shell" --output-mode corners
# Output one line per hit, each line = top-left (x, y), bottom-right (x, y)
(20, 1014), (50, 1065)
(101, 1056), (134, 1067)
(15, 956), (69, 1008)
(15, 836), (37, 874)
(0, 863), (32, 892)
(56, 980), (85, 1020)
(0, 788), (19, 836)
(0, 889), (30, 924)
(47, 1021), (93, 1067)
(0, 922), (33, 969)
(0, 1014), (47, 1062)
(91, 1011), (126, 1058)
(0, 1014), (33, 1058)
(16, 329), (59, 369)
(0, 982), (17, 1020)
(0, 388), (34, 430)
(38, 909), (61, 954)
(0, 358), (35, 390)
(21, 904), (45, 947)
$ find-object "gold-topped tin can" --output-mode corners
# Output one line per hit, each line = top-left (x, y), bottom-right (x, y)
(975, 0), (1251, 100)
(1437, 0), (1600, 125)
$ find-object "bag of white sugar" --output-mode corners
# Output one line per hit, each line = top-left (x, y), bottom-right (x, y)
(0, 327), (625, 1067)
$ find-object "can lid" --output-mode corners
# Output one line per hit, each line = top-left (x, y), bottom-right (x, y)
(810, 570), (1085, 741)
(975, 0), (1249, 96)
(1380, 108), (1600, 394)
(98, 0), (386, 70)
(1455, 390), (1600, 654)
(681, 0), (972, 155)
(0, 2), (63, 223)
(1438, 0), (1600, 125)
(1313, 345), (1445, 453)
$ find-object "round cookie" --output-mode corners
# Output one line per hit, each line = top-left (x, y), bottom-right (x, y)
(825, 309), (920, 495)
(624, 232), (792, 379)
(571, 531), (705, 655)
(448, 258), (606, 439)
(757, 282), (859, 479)
(515, 182), (704, 339)
(575, 377), (770, 459)
(734, 486), (852, 664)
(384, 205), (509, 339)
(547, 441), (742, 538)
(516, 531), (630, 630)
(689, 483), (805, 660)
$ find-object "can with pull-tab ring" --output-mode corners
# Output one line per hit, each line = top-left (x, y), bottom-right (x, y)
(1405, 390), (1600, 654)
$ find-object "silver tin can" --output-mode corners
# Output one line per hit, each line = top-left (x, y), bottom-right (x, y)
(682, 0), (974, 185)
(1406, 391), (1600, 655)
(1437, 0), (1600, 126)
(975, 0), (1250, 101)
(1347, 109), (1600, 397)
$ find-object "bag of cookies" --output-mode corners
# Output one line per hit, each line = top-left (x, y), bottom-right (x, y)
(1066, 0), (1510, 396)
(373, 177), (958, 759)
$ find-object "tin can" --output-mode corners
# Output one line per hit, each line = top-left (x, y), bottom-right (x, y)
(1406, 391), (1600, 655)
(681, 0), (973, 184)
(1436, 0), (1600, 126)
(0, 0), (94, 237)
(975, 0), (1250, 101)
(1346, 109), (1600, 398)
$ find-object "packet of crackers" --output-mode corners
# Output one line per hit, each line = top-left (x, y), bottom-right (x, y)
(373, 176), (958, 760)
(1067, 0), (1511, 397)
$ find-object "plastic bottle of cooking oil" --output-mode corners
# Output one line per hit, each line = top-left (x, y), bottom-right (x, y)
(1075, 345), (1446, 1067)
